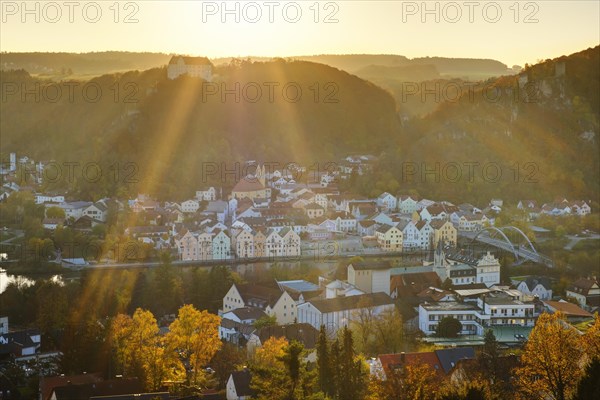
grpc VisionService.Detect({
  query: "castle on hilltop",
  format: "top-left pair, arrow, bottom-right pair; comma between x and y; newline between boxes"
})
167,55 -> 213,81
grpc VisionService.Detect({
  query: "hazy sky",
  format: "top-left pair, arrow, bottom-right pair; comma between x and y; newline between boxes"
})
1,0 -> 599,66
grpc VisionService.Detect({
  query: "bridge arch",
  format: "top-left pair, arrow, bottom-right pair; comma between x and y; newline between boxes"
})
471,226 -> 519,260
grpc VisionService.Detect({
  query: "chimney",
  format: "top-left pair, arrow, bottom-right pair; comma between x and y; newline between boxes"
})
400,352 -> 405,362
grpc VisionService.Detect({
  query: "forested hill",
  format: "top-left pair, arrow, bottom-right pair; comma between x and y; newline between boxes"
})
0,60 -> 401,199
1,52 -> 510,79
381,46 -> 600,203
0,47 -> 598,203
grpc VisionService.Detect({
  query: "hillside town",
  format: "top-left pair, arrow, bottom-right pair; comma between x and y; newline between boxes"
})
1,152 -> 599,399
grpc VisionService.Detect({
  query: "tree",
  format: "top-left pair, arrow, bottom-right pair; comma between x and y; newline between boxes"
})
369,362 -> 439,400
165,304 -> 222,386
110,308 -> 174,391
317,325 -> 333,396
574,357 -> 600,400
254,314 -> 277,329
478,330 -> 500,385
582,313 -> 600,360
209,342 -> 247,389
372,307 -> 404,355
515,312 -> 583,400
436,317 -> 462,338
46,206 -> 66,219
334,327 -> 368,400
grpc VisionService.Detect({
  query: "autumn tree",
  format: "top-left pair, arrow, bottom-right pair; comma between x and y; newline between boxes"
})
165,304 -> 222,386
110,308 -> 174,391
515,312 -> 583,400
369,362 -> 439,400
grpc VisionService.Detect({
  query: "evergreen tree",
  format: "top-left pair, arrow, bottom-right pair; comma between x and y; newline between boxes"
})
316,325 -> 333,396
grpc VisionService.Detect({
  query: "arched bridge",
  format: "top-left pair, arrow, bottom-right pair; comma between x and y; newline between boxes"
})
464,226 -> 554,267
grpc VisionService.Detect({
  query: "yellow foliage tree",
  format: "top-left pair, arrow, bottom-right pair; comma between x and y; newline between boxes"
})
515,312 -> 584,400
582,313 -> 600,361
165,304 -> 222,385
110,308 -> 175,391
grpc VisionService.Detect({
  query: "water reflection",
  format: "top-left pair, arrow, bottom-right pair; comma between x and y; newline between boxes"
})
0,268 -> 63,293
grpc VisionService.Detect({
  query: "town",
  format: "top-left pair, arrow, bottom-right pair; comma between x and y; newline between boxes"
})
1,150 -> 598,399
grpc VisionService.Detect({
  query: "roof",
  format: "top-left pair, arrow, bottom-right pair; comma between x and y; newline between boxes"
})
232,178 -> 266,193
256,323 -> 319,349
229,307 -> 267,321
306,292 -> 394,314
236,283 -> 285,309
543,301 -> 593,318
51,378 -> 143,400
390,272 -> 442,297
568,278 -> 599,296
522,276 -> 553,291
230,370 -> 254,397
434,347 -> 475,374
277,280 -> 321,293
350,261 -> 392,271
40,373 -> 103,400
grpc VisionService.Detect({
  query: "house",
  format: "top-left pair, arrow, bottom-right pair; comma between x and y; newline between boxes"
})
430,220 -> 457,247
0,329 -> 41,358
226,370 -> 254,400
432,243 -> 500,287
390,272 -> 442,299
167,55 -> 213,81
48,378 -> 146,400
196,187 -> 217,201
297,292 -> 396,334
570,200 -> 591,216
398,220 -> 420,251
222,282 -> 297,324
397,195 -> 419,214
566,278 -> 600,309
542,300 -> 593,322
304,203 -> 325,219
175,230 -> 199,261
377,192 -> 397,211
375,348 -> 475,379
517,200 -> 538,210
212,230 -> 231,260
513,276 -> 553,300
375,225 -> 403,252
233,229 -> 255,259
332,212 -> 357,233
415,220 -> 433,250
58,201 -> 93,220
348,261 -> 392,295
357,220 -> 377,236
181,199 -> 200,213
40,373 -> 104,400
231,166 -> 271,201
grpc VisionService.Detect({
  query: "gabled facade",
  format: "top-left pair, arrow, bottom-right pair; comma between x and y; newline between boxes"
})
375,225 -> 403,252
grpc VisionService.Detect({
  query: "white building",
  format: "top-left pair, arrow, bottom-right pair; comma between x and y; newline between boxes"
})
418,288 -> 536,336
181,199 -> 200,213
297,292 -> 395,334
167,55 -> 213,81
347,261 -> 391,295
